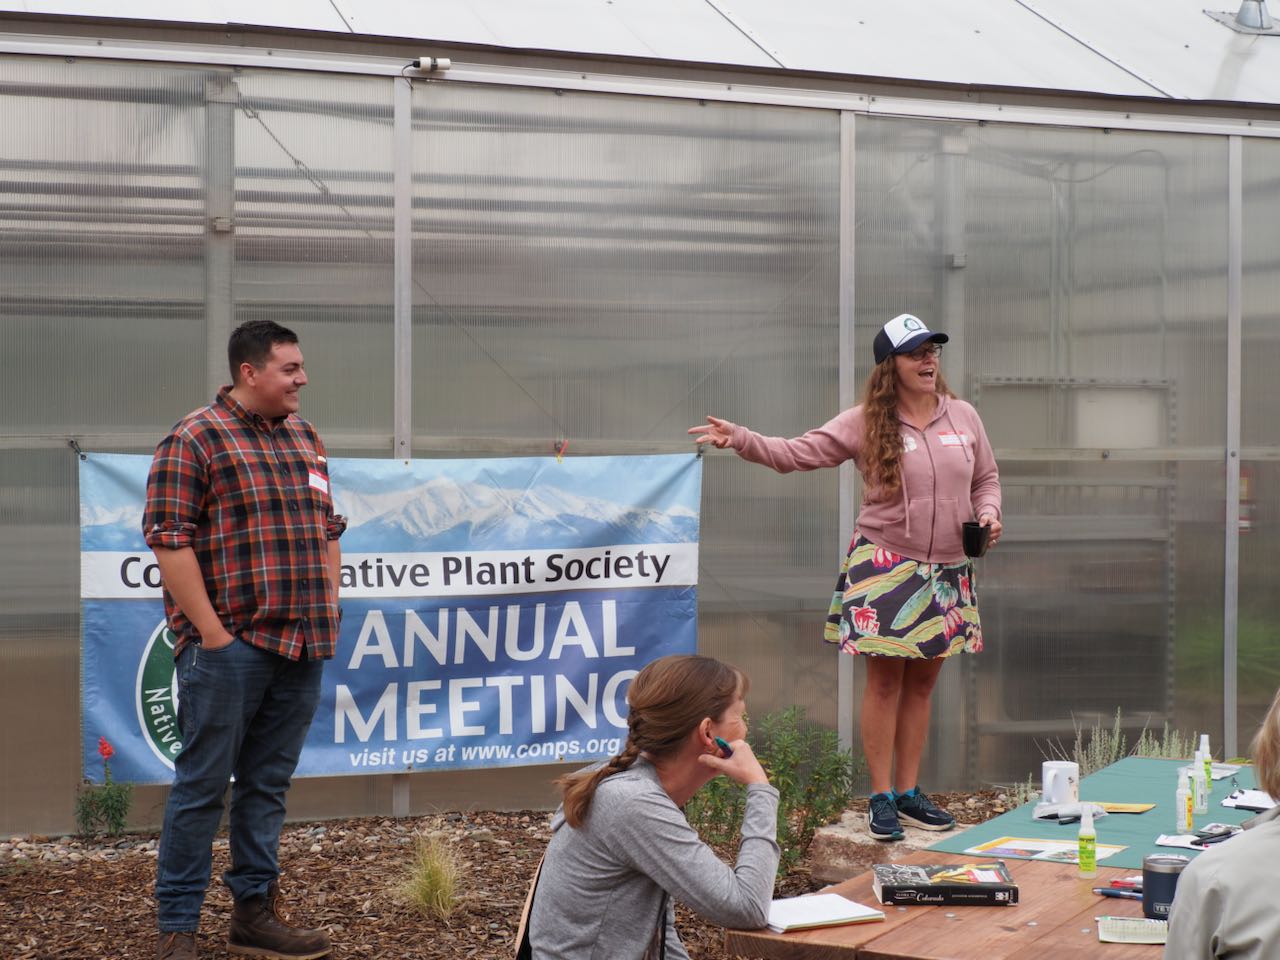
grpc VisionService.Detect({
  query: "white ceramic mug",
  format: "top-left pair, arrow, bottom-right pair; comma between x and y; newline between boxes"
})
1041,760 -> 1080,805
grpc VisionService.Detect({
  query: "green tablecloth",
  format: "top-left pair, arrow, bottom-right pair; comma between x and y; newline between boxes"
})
927,756 -> 1258,870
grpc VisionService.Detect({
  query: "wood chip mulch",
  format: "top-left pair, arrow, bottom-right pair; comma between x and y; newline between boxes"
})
1,791 -> 1008,959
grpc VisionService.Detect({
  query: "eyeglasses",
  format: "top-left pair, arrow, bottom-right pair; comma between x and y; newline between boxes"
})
904,344 -> 943,361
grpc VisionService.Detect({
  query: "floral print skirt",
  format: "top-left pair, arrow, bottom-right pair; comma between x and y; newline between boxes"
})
824,533 -> 984,659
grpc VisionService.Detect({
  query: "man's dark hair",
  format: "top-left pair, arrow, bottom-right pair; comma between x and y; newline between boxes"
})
228,320 -> 299,383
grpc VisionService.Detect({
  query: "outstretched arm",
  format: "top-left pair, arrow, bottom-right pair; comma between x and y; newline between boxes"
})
687,416 -> 736,449
689,410 -> 860,474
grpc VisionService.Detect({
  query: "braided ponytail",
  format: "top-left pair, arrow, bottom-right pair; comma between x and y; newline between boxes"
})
553,654 -> 745,828
558,741 -> 642,828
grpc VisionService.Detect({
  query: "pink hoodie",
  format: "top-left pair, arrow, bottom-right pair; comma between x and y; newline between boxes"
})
729,395 -> 1001,564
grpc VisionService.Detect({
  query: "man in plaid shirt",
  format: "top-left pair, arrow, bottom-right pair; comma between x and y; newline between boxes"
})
144,320 -> 345,960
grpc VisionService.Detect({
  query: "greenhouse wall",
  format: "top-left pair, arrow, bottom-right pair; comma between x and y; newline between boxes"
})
0,44 -> 1271,834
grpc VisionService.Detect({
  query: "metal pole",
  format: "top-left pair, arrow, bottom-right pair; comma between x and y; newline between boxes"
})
204,74 -> 237,394
1224,136 -> 1242,758
837,111 -> 856,756
390,74 -> 414,817
934,129 -> 968,788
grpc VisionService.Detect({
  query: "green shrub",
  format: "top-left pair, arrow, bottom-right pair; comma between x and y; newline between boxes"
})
686,706 -> 862,875
1003,773 -> 1039,810
1132,722 -> 1197,760
75,737 -> 133,837
1019,712 -> 1201,800
1044,709 -> 1127,779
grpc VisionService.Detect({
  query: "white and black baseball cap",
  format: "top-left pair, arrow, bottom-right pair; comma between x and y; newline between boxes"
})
873,313 -> 949,365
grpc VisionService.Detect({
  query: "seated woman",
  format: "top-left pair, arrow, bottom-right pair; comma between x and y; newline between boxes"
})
528,654 -> 779,959
1165,687 -> 1280,959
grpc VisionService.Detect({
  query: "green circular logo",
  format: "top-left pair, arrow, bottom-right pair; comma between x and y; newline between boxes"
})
134,620 -> 182,769
902,316 -> 924,332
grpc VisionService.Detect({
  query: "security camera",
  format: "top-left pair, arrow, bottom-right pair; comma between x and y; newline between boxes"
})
413,56 -> 452,72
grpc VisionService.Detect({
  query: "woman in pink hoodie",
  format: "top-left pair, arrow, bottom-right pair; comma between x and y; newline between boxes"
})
689,314 -> 1002,841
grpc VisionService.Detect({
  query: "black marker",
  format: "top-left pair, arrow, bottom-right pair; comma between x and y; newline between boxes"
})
1193,830 -> 1238,847
714,736 -> 734,758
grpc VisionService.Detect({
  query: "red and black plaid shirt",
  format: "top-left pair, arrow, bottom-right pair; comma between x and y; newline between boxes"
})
143,387 -> 347,660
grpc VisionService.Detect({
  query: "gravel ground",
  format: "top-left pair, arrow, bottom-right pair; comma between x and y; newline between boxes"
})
0,791 -> 1008,959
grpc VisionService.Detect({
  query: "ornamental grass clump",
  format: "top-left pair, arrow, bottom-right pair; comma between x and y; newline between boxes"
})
74,737 -> 134,836
399,831 -> 464,921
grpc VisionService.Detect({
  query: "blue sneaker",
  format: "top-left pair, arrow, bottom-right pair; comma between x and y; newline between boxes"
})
868,792 -> 905,841
895,786 -> 956,831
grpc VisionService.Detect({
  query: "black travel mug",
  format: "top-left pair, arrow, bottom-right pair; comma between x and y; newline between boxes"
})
962,521 -> 990,558
1142,854 -> 1188,919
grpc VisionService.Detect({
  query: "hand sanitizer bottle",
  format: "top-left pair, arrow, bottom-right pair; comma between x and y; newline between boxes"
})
1200,733 -> 1213,789
1077,804 -> 1097,878
1176,769 -> 1194,834
1192,751 -> 1209,814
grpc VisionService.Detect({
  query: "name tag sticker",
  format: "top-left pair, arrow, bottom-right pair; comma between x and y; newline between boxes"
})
938,432 -> 968,447
308,470 -> 329,494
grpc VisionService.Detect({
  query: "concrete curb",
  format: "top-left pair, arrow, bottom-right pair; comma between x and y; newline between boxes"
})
809,810 -> 977,885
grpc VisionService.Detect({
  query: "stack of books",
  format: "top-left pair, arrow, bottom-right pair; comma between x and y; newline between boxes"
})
871,860 -> 1019,906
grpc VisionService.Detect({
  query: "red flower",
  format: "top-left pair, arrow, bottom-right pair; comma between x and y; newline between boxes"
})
959,575 -> 972,605
872,547 -> 902,570
852,605 -> 880,635
942,607 -> 965,639
98,737 -> 115,761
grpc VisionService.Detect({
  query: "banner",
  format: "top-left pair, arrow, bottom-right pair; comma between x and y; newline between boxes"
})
80,453 -> 701,784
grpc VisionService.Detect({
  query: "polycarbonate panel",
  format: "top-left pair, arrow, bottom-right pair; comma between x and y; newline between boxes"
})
230,70 -> 394,445
1239,140 -> 1280,746
856,116 -> 1228,786
410,82 -> 842,726
0,56 -> 208,435
0,450 -> 79,832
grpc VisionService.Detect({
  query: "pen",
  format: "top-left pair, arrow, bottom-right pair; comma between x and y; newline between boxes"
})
1193,831 -> 1237,847
714,736 -> 733,758
1093,888 -> 1143,901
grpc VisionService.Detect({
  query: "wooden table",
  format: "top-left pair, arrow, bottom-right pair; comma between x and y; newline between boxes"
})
725,851 -> 1162,960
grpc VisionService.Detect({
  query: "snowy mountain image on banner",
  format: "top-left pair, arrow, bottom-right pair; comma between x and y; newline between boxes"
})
334,455 -> 701,552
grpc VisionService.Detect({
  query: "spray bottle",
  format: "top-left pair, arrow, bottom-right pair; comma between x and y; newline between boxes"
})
1176,769 -> 1194,834
1200,733 -> 1213,790
1192,751 -> 1209,814
1078,803 -> 1097,879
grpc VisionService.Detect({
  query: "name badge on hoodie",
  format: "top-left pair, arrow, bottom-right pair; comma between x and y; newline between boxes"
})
938,432 -> 968,447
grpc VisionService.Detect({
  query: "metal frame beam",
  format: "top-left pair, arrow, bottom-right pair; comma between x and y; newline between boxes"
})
4,32 -> 1280,139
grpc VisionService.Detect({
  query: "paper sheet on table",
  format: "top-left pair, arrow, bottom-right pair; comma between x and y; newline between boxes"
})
964,835 -> 1125,864
1220,789 -> 1277,811
1179,762 -> 1242,781
766,893 -> 884,933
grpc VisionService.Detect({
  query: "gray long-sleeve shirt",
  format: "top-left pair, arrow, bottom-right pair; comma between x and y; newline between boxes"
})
529,757 -> 780,960
1164,805 -> 1280,959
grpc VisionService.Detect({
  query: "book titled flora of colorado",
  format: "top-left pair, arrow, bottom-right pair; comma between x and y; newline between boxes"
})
871,861 -> 1019,906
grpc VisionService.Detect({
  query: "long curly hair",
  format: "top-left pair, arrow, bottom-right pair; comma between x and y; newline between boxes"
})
556,655 -> 746,828
860,358 -> 955,501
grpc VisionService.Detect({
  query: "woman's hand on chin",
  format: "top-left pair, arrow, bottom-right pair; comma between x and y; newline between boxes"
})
698,740 -> 769,786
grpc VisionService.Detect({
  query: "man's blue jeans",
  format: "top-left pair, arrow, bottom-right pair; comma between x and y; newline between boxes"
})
155,638 -> 323,932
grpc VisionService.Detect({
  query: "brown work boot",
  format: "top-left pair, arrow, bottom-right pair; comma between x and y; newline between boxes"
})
228,881 -> 331,959
157,931 -> 198,960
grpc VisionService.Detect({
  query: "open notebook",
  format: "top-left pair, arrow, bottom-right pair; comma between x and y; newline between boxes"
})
767,893 -> 885,933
